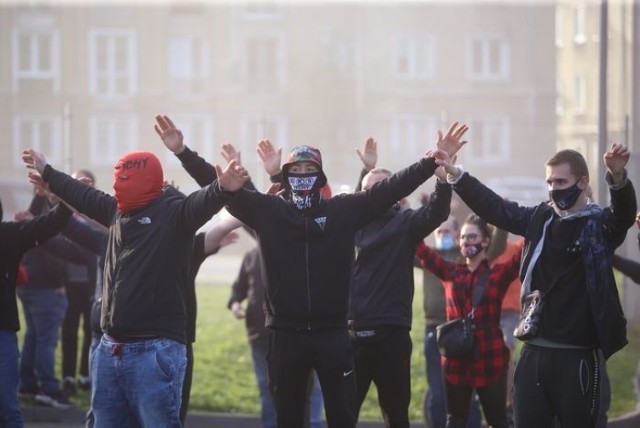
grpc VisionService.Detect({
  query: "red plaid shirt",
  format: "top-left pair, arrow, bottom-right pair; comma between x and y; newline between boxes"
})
416,242 -> 521,387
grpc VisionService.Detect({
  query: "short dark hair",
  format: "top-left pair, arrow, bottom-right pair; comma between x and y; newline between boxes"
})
546,149 -> 589,180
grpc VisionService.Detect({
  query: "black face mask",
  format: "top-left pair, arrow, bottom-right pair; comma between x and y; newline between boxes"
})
549,181 -> 582,210
287,173 -> 322,212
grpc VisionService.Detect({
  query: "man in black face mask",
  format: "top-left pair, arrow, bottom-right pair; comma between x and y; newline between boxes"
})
436,144 -> 636,428
159,116 -> 469,428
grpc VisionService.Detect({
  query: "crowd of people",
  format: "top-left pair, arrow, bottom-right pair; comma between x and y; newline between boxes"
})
0,114 -> 637,428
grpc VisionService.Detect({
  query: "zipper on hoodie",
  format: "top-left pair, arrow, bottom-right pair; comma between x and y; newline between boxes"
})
305,216 -> 311,330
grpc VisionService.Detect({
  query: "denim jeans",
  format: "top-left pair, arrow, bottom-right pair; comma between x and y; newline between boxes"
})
91,335 -> 186,428
17,287 -> 68,394
423,326 -> 481,428
0,331 -> 23,428
252,337 -> 326,428
85,331 -> 102,428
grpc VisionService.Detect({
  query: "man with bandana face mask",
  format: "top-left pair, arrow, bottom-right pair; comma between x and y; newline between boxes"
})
438,144 -> 637,428
22,145 -> 248,428
160,116 -> 468,428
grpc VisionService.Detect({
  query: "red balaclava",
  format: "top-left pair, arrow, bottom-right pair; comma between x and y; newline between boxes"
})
113,151 -> 164,214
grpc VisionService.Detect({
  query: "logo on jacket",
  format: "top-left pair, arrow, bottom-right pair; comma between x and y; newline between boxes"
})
314,216 -> 327,231
137,217 -> 152,225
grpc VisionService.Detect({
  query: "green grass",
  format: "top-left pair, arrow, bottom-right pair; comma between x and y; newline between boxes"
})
17,276 -> 640,422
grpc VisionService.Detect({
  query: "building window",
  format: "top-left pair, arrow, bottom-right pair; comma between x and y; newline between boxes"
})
463,118 -> 510,164
574,75 -> 587,113
244,32 -> 287,91
391,34 -> 435,80
89,116 -> 137,165
88,29 -> 137,98
168,36 -> 209,96
466,34 -> 510,81
11,25 -> 60,92
389,114 -> 438,157
240,114 -> 288,168
162,114 -> 213,164
244,1 -> 282,20
573,4 -> 587,45
12,115 -> 63,167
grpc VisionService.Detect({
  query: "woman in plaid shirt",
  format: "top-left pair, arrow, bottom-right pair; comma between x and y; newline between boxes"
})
416,214 -> 521,428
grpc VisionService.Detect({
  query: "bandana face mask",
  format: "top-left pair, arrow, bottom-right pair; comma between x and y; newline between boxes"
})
287,172 -> 322,212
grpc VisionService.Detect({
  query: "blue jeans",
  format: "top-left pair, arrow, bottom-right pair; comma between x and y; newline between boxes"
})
17,287 -> 68,394
423,326 -> 481,428
251,339 -> 325,428
0,331 -> 23,428
85,332 -> 102,428
91,336 -> 186,428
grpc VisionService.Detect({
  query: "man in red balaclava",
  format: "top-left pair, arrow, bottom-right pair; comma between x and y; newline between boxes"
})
22,146 -> 248,428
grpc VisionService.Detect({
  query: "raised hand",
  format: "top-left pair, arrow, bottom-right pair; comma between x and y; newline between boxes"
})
27,171 -> 51,194
22,149 -> 48,174
215,159 -> 250,192
603,143 -> 629,178
435,122 -> 468,158
428,149 -> 460,178
257,139 -> 282,176
221,143 -> 241,165
265,182 -> 285,197
154,115 -> 185,154
356,137 -> 377,171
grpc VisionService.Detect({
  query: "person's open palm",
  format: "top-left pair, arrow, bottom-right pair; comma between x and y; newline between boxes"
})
435,122 -> 469,158
216,160 -> 249,192
356,137 -> 377,171
257,139 -> 282,176
154,115 -> 184,154
221,143 -> 241,165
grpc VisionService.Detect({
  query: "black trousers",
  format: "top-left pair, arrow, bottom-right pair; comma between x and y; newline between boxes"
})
61,282 -> 92,379
352,326 -> 412,428
445,370 -> 508,428
513,344 -> 602,428
268,328 -> 357,428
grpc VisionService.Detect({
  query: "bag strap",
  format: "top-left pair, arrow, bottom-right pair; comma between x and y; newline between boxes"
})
468,267 -> 491,318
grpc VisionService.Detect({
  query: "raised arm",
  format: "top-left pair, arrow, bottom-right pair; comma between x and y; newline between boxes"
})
602,144 -> 637,245
202,217 -> 243,256
155,114 -> 217,187
415,241 -> 455,281
354,137 -> 377,192
15,201 -> 73,255
408,169 -> 452,242
351,122 -> 467,228
23,149 -> 116,226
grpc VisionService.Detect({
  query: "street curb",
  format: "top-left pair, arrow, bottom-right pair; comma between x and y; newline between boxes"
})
22,406 -> 424,427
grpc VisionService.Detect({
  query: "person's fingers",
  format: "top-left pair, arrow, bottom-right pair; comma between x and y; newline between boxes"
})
164,115 -> 176,129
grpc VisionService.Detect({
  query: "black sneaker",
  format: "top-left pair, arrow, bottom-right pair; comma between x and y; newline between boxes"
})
63,377 -> 77,397
35,391 -> 72,409
18,386 -> 38,399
